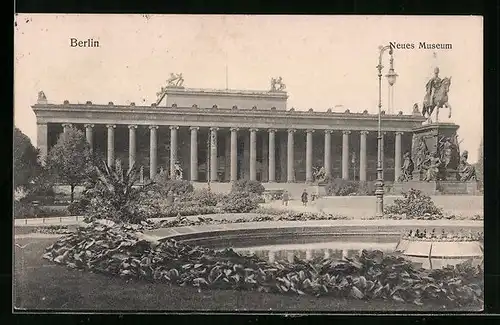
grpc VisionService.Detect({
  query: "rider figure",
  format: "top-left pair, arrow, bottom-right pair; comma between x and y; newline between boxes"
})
426,67 -> 442,103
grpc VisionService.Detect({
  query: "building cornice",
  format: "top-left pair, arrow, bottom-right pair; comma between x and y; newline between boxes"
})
32,103 -> 426,132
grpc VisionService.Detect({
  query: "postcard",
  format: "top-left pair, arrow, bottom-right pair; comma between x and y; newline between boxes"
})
14,14 -> 483,312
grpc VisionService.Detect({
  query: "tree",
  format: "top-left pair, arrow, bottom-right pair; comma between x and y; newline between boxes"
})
46,127 -> 94,202
13,127 -> 41,189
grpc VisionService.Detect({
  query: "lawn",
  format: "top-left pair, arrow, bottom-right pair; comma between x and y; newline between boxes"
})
13,236 -> 481,312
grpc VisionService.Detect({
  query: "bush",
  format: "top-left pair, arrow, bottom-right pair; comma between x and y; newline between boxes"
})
325,178 -> 358,196
154,175 -> 194,197
67,198 -> 90,216
159,204 -> 218,218
357,181 -> 375,196
181,189 -> 223,206
13,200 -> 40,218
384,188 -> 443,217
231,180 -> 265,195
220,191 -> 260,213
36,207 -> 70,218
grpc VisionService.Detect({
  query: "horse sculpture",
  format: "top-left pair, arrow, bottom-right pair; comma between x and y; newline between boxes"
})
422,76 -> 452,123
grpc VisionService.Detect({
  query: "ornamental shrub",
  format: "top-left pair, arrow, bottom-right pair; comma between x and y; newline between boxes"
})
357,181 -> 375,196
181,188 -> 223,206
221,191 -> 260,213
154,174 -> 194,197
384,188 -> 443,217
231,180 -> 265,195
13,199 -> 40,218
325,178 -> 359,196
85,160 -> 155,224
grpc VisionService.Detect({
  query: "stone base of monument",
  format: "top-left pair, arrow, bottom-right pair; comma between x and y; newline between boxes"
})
395,238 -> 483,270
393,180 -> 479,195
393,181 -> 439,195
308,183 -> 328,199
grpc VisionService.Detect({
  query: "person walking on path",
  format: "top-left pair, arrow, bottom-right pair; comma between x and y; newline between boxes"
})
301,189 -> 309,206
282,191 -> 289,206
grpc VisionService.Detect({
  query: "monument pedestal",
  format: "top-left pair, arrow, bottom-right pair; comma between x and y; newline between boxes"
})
309,182 -> 328,199
411,123 -> 460,181
393,181 -> 439,195
393,180 -> 479,195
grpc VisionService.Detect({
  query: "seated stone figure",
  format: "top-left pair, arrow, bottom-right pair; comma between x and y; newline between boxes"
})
458,150 -> 476,181
423,152 -> 442,182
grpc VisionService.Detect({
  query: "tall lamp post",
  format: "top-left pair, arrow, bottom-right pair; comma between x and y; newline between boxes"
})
375,45 -> 398,216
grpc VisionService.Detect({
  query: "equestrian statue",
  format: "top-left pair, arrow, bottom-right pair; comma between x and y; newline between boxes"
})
422,67 -> 452,123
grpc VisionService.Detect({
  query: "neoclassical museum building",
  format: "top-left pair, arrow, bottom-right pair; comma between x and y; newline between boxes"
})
33,81 -> 426,184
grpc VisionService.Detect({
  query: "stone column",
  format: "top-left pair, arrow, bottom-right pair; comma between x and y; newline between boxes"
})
268,129 -> 276,182
306,129 -> 314,183
36,123 -> 48,165
324,130 -> 332,178
149,125 -> 158,179
287,129 -> 295,182
84,124 -> 94,151
210,127 -> 218,182
230,127 -> 238,182
262,134 -> 269,182
224,133 -> 231,181
128,125 -> 137,170
106,124 -> 116,167
189,127 -> 199,181
170,126 -> 179,177
342,130 -> 351,180
249,128 -> 258,181
395,132 -> 403,181
359,131 -> 368,182
62,123 -> 72,133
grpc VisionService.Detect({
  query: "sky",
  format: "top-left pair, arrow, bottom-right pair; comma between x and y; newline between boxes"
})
14,14 -> 483,162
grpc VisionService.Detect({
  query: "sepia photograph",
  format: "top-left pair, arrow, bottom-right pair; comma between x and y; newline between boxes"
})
13,14 -> 484,312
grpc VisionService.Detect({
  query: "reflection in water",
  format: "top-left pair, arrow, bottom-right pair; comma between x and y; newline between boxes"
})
213,235 -> 400,263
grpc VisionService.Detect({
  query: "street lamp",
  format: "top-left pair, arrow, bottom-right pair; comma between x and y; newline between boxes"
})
376,45 -> 398,217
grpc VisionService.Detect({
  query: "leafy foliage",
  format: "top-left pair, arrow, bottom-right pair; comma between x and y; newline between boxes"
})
85,160 -> 154,224
220,191 -> 260,213
153,172 -> 194,196
357,181 -> 375,196
384,189 -> 443,218
13,200 -> 40,218
23,170 -> 56,204
14,128 -> 41,189
231,180 -> 265,195
44,223 -> 483,308
45,127 -> 94,202
182,189 -> 222,206
325,178 -> 359,196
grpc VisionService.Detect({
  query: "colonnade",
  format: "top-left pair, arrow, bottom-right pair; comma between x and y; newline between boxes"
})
39,123 -> 405,183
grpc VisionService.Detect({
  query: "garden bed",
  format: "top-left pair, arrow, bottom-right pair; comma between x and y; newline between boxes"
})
16,238 -> 465,311
40,221 -> 483,309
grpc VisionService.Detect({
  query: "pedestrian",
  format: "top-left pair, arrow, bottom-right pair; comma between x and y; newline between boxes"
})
282,191 -> 289,206
301,189 -> 308,206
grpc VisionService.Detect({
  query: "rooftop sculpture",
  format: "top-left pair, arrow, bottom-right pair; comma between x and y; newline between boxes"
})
270,76 -> 286,92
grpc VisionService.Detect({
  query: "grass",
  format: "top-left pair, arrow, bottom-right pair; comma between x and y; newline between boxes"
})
13,235 -> 482,312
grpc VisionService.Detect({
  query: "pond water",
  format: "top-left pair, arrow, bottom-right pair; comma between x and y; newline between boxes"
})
192,233 -> 483,268
203,234 -> 401,263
